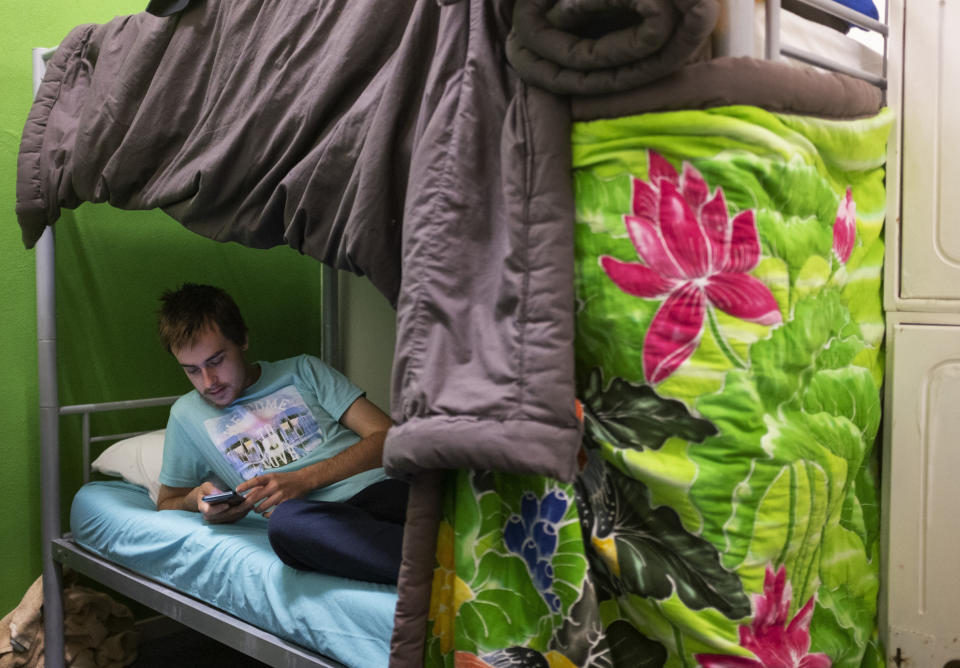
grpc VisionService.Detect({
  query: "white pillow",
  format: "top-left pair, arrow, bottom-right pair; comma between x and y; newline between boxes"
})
91,430 -> 165,505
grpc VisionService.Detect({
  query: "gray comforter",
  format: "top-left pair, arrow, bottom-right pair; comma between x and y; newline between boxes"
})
17,2 -> 591,665
18,0 -> 737,496
16,0 -> 585,486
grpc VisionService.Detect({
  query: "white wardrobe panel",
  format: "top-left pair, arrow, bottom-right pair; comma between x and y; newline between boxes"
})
884,319 -> 960,664
899,0 -> 960,300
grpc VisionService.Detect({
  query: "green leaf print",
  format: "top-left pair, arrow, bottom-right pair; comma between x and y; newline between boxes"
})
722,409 -> 865,579
446,470 -> 591,655
576,453 -> 750,620
579,368 -> 718,452
607,620 -> 668,667
748,290 -> 861,413
455,587 -> 544,652
803,365 -> 881,442
849,458 -> 881,553
810,585 -> 884,668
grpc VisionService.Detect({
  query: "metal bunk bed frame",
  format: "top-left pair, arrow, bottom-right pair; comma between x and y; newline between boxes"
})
32,47 -> 345,668
32,1 -> 890,664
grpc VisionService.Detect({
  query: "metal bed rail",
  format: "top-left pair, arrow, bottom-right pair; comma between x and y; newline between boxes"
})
52,539 -> 345,668
765,0 -> 888,89
718,0 -> 889,90
59,395 -> 180,484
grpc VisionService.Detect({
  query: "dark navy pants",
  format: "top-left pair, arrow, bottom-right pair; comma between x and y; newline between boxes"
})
267,479 -> 409,584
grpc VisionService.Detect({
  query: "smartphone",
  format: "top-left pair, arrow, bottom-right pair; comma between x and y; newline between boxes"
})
201,490 -> 245,506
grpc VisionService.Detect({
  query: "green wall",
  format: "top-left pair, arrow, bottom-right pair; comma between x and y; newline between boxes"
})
0,2 -> 397,612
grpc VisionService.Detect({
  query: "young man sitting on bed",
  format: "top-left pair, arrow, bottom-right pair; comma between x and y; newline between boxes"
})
154,282 -> 407,585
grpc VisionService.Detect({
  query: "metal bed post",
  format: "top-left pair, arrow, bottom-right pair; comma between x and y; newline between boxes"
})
36,224 -> 65,668
765,0 -> 782,60
33,45 -> 66,668
321,264 -> 341,371
718,0 -> 756,57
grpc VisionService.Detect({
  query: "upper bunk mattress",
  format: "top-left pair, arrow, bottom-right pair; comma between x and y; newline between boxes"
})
70,480 -> 397,668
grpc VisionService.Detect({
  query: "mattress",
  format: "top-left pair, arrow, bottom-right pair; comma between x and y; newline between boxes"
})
70,481 -> 397,668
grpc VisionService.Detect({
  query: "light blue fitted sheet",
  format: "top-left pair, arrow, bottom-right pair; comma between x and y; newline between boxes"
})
70,481 -> 397,668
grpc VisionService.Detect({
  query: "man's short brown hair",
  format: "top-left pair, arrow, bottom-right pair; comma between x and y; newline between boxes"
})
157,283 -> 248,353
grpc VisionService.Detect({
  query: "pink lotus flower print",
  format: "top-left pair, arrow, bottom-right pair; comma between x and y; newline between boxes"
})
600,152 -> 782,384
695,565 -> 831,668
832,187 -> 856,263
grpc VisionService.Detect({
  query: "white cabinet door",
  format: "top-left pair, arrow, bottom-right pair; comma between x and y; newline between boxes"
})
899,0 -> 960,301
883,316 -> 960,664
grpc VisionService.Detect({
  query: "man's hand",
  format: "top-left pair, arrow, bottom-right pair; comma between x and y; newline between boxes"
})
236,469 -> 313,518
196,481 -> 254,524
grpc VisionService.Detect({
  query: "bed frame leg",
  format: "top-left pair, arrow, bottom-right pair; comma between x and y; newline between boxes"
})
37,226 -> 66,668
31,48 -> 67,668
42,558 -> 66,668
321,264 -> 340,371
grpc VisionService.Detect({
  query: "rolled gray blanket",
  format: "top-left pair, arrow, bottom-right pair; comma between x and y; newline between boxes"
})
570,56 -> 884,121
506,0 -> 720,95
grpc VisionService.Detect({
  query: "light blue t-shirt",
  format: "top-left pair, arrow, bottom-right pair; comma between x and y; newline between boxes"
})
159,354 -> 388,503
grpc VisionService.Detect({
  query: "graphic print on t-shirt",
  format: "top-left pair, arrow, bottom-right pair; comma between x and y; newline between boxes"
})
203,385 -> 323,480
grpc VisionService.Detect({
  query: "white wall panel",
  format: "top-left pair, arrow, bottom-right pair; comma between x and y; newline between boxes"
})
884,318 -> 960,664
900,0 -> 960,300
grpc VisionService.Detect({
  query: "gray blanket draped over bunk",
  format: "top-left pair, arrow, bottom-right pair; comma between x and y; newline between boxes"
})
15,0 -> 887,665
16,0 -> 737,496
17,0 -> 590,485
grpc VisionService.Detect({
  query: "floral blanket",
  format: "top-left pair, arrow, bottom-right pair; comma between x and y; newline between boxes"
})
424,106 -> 892,667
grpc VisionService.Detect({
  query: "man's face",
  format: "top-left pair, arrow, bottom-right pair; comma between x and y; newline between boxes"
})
172,324 -> 252,408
